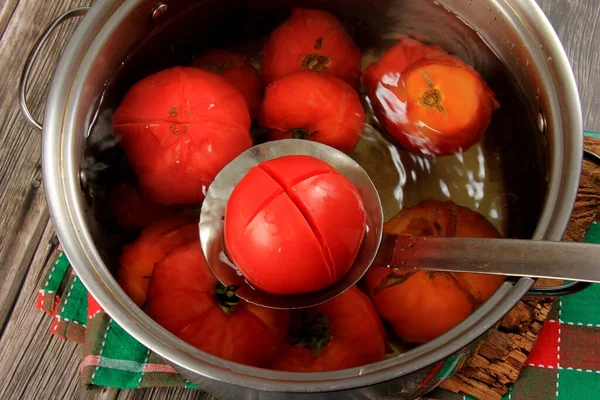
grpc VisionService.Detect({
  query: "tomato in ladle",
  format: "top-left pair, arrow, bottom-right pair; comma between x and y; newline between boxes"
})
224,155 -> 366,295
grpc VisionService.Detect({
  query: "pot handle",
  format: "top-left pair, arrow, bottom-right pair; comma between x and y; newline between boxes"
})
524,149 -> 600,297
19,6 -> 90,132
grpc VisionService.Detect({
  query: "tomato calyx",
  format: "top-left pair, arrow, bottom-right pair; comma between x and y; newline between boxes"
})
213,283 -> 241,315
286,128 -> 318,140
314,37 -> 324,50
416,69 -> 447,119
289,313 -> 332,357
301,53 -> 330,72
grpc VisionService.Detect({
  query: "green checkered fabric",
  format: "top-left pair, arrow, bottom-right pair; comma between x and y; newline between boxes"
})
37,261 -> 198,390
35,134 -> 600,397
36,224 -> 600,397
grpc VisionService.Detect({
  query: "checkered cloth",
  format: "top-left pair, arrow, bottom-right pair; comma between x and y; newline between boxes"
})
35,131 -> 600,397
423,223 -> 600,400
36,252 -> 198,389
35,223 -> 600,397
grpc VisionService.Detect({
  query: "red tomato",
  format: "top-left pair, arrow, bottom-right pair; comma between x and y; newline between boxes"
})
262,8 -> 361,87
224,155 -> 366,295
364,200 -> 506,343
269,287 -> 387,372
118,217 -> 198,306
109,183 -> 174,229
259,71 -> 366,154
146,242 -> 290,367
364,40 -> 499,156
362,36 -> 448,91
112,67 -> 252,205
192,49 -> 263,118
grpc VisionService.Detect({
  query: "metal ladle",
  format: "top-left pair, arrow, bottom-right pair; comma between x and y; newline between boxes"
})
199,139 -> 600,310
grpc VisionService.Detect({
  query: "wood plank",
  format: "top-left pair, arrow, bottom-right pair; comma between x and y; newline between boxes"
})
563,137 -> 600,242
117,387 -> 215,400
0,0 -> 95,333
0,221 -> 114,400
0,1 -> 596,400
0,0 -> 19,40
439,136 -> 600,399
536,0 -> 600,132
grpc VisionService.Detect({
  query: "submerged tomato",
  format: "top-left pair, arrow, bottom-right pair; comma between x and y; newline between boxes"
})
362,36 -> 448,91
269,287 -> 387,372
192,49 -> 263,118
109,183 -> 174,229
262,8 -> 361,86
118,217 -> 198,306
112,67 -> 252,205
224,155 -> 366,295
364,40 -> 499,156
146,242 -> 290,367
365,200 -> 506,343
259,71 -> 366,153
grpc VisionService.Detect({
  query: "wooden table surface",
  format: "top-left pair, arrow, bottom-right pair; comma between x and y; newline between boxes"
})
0,1 -> 598,399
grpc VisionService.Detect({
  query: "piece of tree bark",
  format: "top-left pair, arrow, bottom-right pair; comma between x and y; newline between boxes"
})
439,137 -> 600,400
563,137 -> 600,242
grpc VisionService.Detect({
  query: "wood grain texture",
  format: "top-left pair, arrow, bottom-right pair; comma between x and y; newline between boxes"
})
439,140 -> 600,400
0,0 -> 20,39
563,137 -> 600,241
0,221 -> 110,400
117,388 -> 216,400
0,1 -> 596,400
536,0 -> 600,132
440,296 -> 556,400
0,0 -> 94,333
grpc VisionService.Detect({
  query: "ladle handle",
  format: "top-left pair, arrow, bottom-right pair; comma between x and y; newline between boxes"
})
374,234 -> 600,285
372,148 -> 600,298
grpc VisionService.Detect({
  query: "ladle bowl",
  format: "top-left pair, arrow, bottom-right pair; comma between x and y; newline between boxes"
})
199,139 -> 383,309
29,0 -> 591,397
201,139 -> 600,310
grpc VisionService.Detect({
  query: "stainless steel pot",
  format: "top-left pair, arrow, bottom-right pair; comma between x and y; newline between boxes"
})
20,0 -> 585,398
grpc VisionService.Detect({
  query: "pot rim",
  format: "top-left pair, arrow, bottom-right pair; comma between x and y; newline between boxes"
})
42,0 -> 582,392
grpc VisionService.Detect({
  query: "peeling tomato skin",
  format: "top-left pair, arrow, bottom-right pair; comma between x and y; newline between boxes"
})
224,156 -> 366,295
192,49 -> 264,119
146,242 -> 290,367
112,67 -> 252,205
365,200 -> 505,343
364,39 -> 499,156
378,58 -> 498,156
362,36 -> 448,91
117,217 -> 198,307
269,287 -> 387,372
261,8 -> 361,87
365,267 -> 475,344
259,71 -> 366,154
